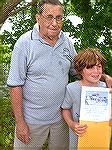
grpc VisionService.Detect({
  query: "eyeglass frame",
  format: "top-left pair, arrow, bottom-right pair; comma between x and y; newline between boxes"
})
40,14 -> 63,23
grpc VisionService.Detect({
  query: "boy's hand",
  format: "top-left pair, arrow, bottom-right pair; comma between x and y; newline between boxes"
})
73,122 -> 88,136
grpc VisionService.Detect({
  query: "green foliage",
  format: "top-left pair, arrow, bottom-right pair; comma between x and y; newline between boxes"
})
2,6 -> 36,50
0,38 -> 15,150
63,0 -> 112,76
1,96 -> 15,150
1,44 -> 12,84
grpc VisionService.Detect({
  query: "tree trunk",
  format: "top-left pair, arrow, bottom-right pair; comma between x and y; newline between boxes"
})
0,0 -> 22,28
0,0 -> 38,30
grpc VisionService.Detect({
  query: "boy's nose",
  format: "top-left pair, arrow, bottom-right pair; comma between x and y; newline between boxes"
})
94,66 -> 99,72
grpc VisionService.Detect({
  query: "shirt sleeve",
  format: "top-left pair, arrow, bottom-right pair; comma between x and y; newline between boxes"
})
7,36 -> 28,86
69,40 -> 77,76
61,85 -> 73,109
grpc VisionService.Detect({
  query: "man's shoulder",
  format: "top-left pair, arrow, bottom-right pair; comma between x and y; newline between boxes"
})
19,30 -> 32,41
62,32 -> 72,42
14,30 -> 33,47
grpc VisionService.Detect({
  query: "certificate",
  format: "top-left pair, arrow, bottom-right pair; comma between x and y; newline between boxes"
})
80,86 -> 111,122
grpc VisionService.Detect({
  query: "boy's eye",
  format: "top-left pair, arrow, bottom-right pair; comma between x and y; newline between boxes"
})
86,65 -> 94,69
97,64 -> 102,68
98,65 -> 102,68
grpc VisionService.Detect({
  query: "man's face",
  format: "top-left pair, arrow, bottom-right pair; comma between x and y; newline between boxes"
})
36,4 -> 63,41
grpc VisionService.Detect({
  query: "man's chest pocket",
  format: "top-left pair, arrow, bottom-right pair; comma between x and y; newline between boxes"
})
54,51 -> 71,75
60,58 -> 71,75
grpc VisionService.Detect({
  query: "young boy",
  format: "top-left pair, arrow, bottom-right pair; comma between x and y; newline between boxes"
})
61,48 -> 111,150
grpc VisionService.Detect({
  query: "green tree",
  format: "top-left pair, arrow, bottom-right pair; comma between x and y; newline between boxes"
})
63,0 -> 112,75
0,41 -> 15,150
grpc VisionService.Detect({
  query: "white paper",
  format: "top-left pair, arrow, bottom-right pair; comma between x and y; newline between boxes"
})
80,86 -> 111,122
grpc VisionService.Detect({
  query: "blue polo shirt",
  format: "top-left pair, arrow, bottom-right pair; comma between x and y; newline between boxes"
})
7,25 -> 77,124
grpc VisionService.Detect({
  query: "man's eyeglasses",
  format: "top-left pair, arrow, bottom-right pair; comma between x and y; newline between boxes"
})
41,14 -> 63,23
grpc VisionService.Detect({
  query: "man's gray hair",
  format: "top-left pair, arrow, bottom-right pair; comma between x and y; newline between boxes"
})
38,0 -> 63,14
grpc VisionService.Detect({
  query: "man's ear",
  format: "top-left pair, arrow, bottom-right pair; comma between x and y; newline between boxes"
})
35,14 -> 40,23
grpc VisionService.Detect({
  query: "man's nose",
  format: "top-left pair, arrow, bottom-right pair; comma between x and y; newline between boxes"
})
52,18 -> 58,26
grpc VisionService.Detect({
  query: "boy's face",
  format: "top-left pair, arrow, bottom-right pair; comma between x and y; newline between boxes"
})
81,63 -> 103,86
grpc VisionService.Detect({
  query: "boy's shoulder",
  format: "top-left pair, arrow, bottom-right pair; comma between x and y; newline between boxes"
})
98,81 -> 107,87
67,80 -> 80,89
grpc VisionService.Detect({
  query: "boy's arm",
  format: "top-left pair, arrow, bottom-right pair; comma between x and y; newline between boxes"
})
62,109 -> 75,129
62,109 -> 87,136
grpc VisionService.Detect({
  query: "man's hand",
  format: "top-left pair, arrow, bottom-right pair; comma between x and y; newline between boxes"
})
110,88 -> 112,94
109,118 -> 112,126
105,75 -> 112,88
16,121 -> 31,144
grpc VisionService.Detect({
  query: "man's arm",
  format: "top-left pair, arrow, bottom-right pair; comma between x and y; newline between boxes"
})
10,86 -> 24,123
101,74 -> 112,88
9,86 -> 30,144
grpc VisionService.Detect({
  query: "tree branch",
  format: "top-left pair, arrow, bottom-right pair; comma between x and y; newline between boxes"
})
0,0 -> 22,24
0,0 -> 38,27
11,0 -> 37,16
